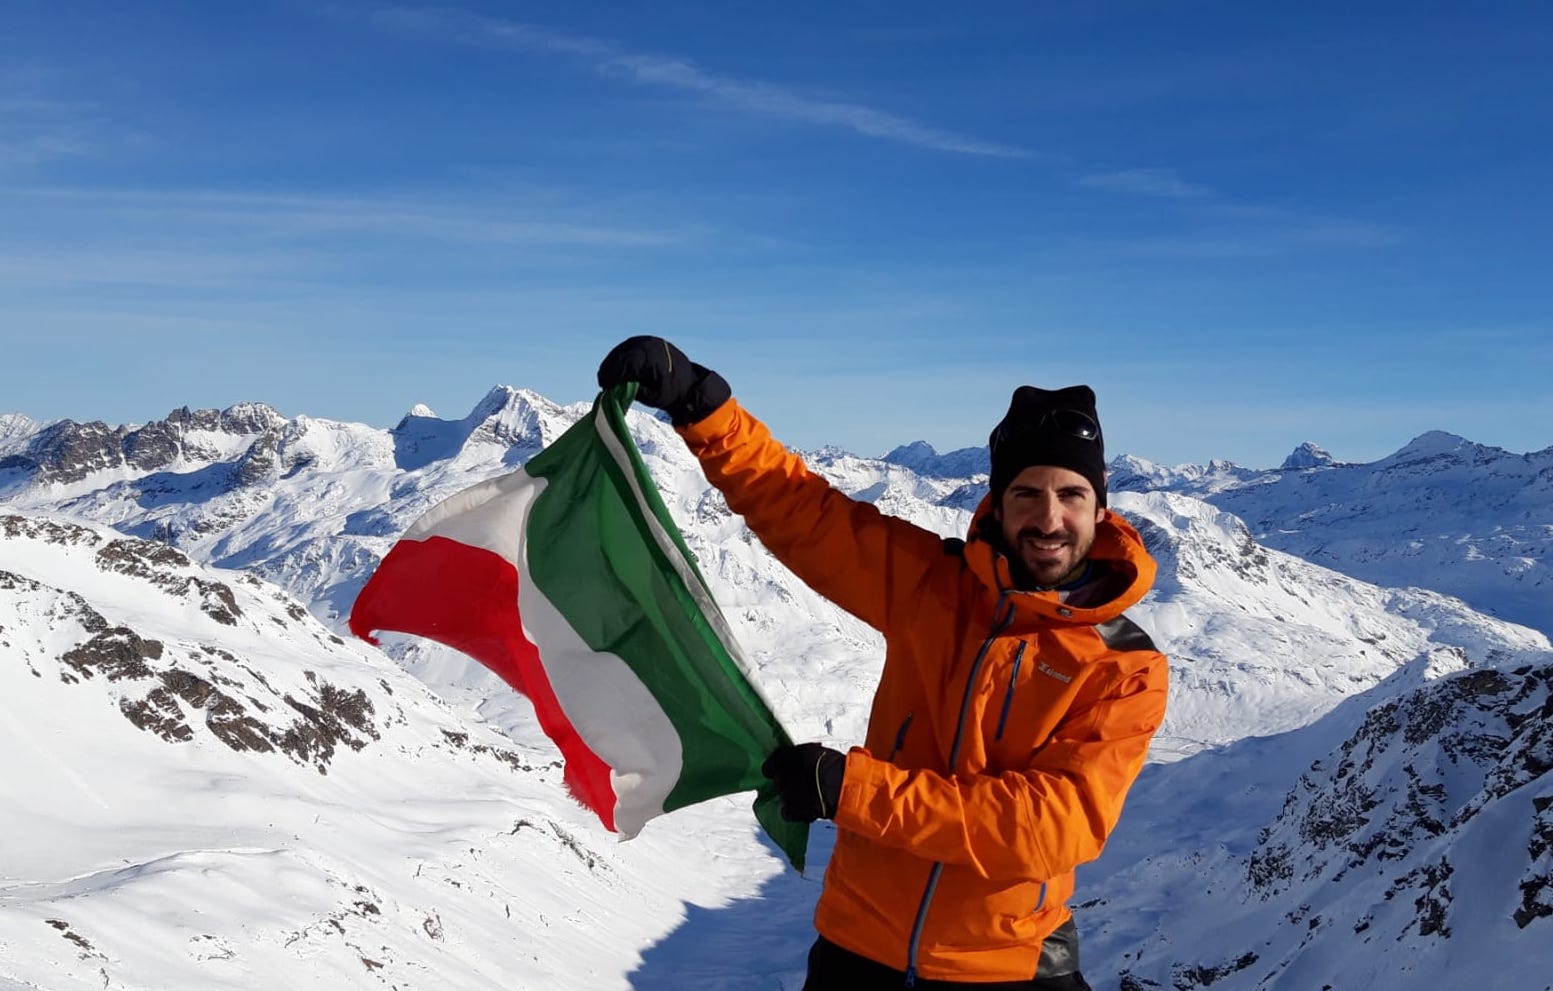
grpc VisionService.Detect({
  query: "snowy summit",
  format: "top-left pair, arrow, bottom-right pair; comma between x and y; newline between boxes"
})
0,385 -> 1549,990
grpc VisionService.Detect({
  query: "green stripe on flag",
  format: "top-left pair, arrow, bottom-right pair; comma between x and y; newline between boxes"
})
523,384 -> 808,870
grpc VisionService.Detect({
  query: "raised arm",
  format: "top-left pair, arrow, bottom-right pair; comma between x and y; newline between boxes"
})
599,336 -> 945,631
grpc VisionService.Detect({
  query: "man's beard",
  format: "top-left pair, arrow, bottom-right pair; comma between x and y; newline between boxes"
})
1008,527 -> 1094,590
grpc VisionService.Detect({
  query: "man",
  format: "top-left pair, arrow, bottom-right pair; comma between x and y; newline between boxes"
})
598,337 -> 1169,990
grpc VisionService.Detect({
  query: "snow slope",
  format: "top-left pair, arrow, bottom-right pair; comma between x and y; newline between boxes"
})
0,514 -> 808,990
1113,433 -> 1553,639
2,389 -> 1550,988
1078,652 -> 1553,991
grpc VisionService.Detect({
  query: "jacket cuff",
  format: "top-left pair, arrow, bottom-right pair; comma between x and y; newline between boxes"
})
833,747 -> 887,838
675,395 -> 740,445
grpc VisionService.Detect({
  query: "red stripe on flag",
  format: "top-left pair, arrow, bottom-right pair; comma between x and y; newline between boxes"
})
349,536 -> 618,830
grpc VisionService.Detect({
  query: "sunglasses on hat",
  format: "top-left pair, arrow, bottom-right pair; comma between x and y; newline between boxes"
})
991,408 -> 1100,451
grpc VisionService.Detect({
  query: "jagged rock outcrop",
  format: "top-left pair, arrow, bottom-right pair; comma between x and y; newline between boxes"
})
1086,649 -> 1553,991
1281,441 -> 1339,470
0,403 -> 288,485
1251,659 -> 1553,940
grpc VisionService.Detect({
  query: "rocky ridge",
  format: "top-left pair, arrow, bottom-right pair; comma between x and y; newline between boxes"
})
1082,652 -> 1553,991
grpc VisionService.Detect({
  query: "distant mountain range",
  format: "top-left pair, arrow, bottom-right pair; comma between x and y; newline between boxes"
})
1111,430 -> 1553,640
1,388 -> 1549,989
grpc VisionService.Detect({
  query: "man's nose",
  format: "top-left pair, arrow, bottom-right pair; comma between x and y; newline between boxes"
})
1034,496 -> 1064,531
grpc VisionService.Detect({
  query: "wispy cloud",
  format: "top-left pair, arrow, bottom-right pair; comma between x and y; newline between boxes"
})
1117,217 -> 1402,259
0,97 -> 101,171
0,133 -> 92,170
1080,167 -> 1212,198
0,185 -> 701,295
0,247 -> 318,290
372,6 -> 1032,159
1074,169 -> 1401,255
8,186 -> 688,248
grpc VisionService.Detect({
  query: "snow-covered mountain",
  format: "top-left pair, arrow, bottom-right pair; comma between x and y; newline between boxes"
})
0,414 -> 40,457
1281,441 -> 1341,470
2,392 -> 1545,756
0,512 -> 814,990
2,388 -> 1550,988
1113,433 -> 1553,640
1116,490 -> 1545,757
880,439 -> 990,480
1079,648 -> 1553,991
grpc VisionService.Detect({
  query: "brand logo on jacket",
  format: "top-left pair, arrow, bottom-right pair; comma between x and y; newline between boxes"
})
1038,662 -> 1073,684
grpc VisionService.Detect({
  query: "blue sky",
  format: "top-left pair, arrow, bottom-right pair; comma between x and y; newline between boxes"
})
2,1 -> 1550,467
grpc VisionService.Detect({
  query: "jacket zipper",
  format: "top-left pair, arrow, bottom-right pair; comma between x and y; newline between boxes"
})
888,712 -> 915,762
904,593 -> 1015,988
993,641 -> 1028,743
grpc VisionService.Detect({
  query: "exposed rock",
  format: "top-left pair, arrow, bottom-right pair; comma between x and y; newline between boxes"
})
1248,659 -> 1553,946
0,420 -> 125,484
0,404 -> 287,485
123,419 -> 185,471
1518,792 -> 1553,928
50,617 -> 379,773
93,538 -> 242,625
61,627 -> 165,683
1,514 -> 104,548
1170,951 -> 1259,989
1281,442 -> 1339,470
276,679 -> 379,774
234,431 -> 280,487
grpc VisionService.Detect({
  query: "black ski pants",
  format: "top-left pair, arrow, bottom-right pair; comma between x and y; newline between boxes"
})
801,936 -> 1094,991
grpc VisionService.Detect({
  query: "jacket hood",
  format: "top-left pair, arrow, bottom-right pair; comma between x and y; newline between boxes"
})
964,493 -> 1157,632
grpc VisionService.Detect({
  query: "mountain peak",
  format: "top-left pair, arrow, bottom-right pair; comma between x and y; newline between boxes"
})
465,386 -> 562,444
218,401 -> 287,434
1281,442 -> 1338,470
884,440 -> 938,462
1389,430 -> 1476,461
0,412 -> 40,452
467,385 -> 555,424
469,385 -> 523,421
157,403 -> 286,436
391,386 -> 566,471
882,440 -> 989,479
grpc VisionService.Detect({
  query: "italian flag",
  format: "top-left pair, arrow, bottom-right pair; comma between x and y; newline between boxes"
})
349,385 -> 807,868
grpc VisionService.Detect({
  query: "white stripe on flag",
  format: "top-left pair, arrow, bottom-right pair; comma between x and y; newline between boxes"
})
592,405 -> 786,720
405,466 -> 683,838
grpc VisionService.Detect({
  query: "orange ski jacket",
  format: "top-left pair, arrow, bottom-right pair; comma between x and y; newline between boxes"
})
680,398 -> 1170,983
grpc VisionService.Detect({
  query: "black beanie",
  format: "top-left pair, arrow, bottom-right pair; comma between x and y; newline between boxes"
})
988,385 -> 1107,507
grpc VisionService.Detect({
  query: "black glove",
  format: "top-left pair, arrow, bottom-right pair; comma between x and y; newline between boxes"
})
762,743 -> 846,823
596,335 -> 731,426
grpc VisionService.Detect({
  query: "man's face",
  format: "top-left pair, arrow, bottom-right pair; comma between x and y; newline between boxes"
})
994,465 -> 1106,588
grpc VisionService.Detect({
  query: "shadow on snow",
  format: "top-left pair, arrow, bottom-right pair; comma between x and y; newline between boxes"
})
628,823 -> 837,991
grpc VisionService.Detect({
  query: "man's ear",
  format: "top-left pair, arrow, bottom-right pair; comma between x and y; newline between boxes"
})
1095,506 -> 1108,524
